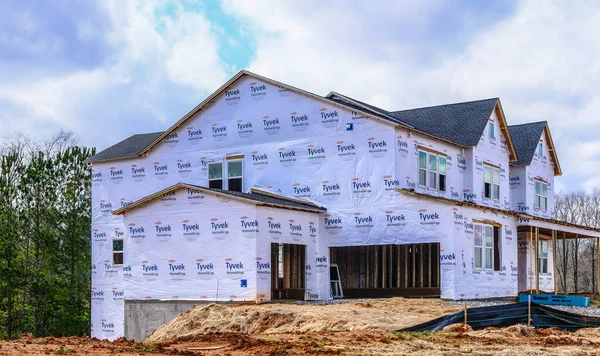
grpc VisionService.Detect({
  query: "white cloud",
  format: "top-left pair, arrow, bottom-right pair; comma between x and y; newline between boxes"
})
222,0 -> 600,191
0,0 -> 230,150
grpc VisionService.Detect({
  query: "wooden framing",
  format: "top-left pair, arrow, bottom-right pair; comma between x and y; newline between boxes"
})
493,100 -> 518,163
271,243 -> 305,300
416,145 -> 447,156
330,243 -> 440,298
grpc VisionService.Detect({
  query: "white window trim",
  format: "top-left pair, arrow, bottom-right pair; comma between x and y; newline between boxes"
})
208,161 -> 224,188
483,164 -> 500,201
417,149 -> 446,192
227,159 -> 244,192
534,180 -> 548,212
538,142 -> 543,157
538,240 -> 549,274
489,122 -> 495,141
474,223 -> 500,271
208,158 -> 244,191
112,238 -> 124,266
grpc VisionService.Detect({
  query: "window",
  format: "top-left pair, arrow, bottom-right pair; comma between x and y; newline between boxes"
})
208,158 -> 244,191
227,160 -> 243,192
489,122 -> 495,140
417,149 -> 446,192
535,180 -> 548,211
484,164 -> 500,201
474,223 -> 501,271
113,239 -> 123,265
538,240 -> 548,274
208,162 -> 223,189
538,142 -> 543,157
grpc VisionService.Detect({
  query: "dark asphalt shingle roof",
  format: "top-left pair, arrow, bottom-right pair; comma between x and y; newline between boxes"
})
327,93 -> 499,147
389,98 -> 499,147
86,131 -> 164,163
508,121 -> 547,166
205,186 -> 327,212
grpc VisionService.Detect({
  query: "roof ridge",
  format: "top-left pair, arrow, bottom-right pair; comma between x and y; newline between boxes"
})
391,97 -> 499,114
508,121 -> 547,128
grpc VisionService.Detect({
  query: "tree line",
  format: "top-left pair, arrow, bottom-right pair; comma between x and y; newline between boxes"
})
0,132 -> 94,339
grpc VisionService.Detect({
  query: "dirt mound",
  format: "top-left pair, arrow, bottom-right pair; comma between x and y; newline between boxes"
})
145,298 -> 459,344
442,323 -> 472,333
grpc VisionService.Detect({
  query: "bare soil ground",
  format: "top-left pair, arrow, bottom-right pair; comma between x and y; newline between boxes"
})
2,298 -> 600,355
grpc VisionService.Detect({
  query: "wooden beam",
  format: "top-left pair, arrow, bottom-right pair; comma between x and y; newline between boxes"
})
529,226 -> 533,293
535,227 -> 540,294
553,230 -> 557,294
396,245 -> 401,288
597,237 -> 600,295
563,231 -> 567,294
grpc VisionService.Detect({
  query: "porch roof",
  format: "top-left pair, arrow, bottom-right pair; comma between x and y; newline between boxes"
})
396,188 -> 600,239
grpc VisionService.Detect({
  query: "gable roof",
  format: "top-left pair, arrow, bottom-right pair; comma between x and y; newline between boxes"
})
136,70 -> 412,158
390,98 -> 499,147
86,131 -> 164,163
508,121 -> 562,176
112,183 -> 327,215
326,93 -> 517,162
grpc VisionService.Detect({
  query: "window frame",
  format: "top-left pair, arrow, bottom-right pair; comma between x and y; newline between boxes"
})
489,122 -> 495,140
538,240 -> 549,274
227,159 -> 244,192
483,164 -> 500,201
474,223 -> 501,271
417,149 -> 446,192
538,142 -> 543,157
534,180 -> 548,211
208,161 -> 224,189
112,238 -> 124,266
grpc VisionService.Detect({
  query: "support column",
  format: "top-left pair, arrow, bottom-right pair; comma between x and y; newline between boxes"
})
535,227 -> 539,294
529,226 -> 533,293
597,237 -> 600,295
563,231 -> 567,294
575,235 -> 579,295
553,230 -> 557,294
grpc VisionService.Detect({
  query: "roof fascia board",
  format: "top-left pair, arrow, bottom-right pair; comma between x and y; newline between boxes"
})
494,100 -> 518,163
543,124 -> 562,176
325,91 -> 414,127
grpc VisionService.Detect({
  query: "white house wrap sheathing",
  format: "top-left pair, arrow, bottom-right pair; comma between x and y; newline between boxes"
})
91,73 -> 563,340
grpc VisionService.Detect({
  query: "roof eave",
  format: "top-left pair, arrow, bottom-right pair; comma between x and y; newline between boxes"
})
494,99 -> 518,163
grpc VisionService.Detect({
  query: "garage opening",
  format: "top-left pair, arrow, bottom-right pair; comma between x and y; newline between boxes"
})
330,243 -> 440,298
271,243 -> 306,300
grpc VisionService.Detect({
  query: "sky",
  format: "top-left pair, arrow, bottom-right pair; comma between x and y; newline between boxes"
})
1,0 -> 599,192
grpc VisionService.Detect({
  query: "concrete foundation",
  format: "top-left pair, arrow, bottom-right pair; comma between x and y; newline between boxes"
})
125,300 -> 202,341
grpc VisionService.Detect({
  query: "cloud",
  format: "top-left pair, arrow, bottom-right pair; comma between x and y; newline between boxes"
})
1,0 -> 599,192
0,0 -> 228,150
222,0 -> 600,192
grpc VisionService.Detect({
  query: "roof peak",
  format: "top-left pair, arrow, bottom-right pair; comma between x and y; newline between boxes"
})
508,121 -> 547,128
391,97 -> 499,114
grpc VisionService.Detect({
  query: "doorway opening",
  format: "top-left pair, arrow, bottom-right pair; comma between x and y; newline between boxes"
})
271,243 -> 306,300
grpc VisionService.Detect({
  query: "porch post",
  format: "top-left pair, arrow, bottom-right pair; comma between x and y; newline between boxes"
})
575,235 -> 579,295
529,226 -> 533,293
563,231 -> 567,294
597,237 -> 600,295
552,230 -> 557,294
535,226 -> 539,294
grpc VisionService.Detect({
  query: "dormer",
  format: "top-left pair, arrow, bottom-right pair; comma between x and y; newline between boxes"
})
508,121 -> 561,218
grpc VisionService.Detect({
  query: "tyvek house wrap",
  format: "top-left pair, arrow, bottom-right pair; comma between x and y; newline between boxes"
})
90,74 -> 519,340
